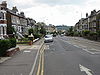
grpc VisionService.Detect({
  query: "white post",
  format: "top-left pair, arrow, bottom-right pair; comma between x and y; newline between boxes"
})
4,12 -> 6,20
1,26 -> 3,35
4,26 -> 6,35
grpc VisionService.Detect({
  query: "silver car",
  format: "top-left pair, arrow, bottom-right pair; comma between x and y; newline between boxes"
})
44,35 -> 53,43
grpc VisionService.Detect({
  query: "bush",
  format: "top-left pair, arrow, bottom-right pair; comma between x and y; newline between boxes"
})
89,32 -> 97,36
34,33 -> 42,39
0,40 -> 10,56
0,38 -> 16,56
82,30 -> 90,36
9,38 -> 16,48
97,30 -> 100,36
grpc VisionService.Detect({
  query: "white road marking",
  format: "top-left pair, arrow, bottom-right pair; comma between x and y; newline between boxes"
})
73,45 -> 81,48
79,64 -> 93,75
60,38 -> 98,55
29,42 -> 44,75
45,45 -> 49,50
82,48 -> 95,54
24,51 -> 31,53
29,45 -> 39,49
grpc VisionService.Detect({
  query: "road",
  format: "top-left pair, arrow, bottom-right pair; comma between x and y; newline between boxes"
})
0,39 -> 44,75
44,36 -> 100,75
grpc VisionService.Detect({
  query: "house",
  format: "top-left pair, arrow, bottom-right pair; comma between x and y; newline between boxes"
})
0,1 -> 29,39
0,1 -> 7,39
96,10 -> 100,32
46,24 -> 56,33
27,18 -> 36,29
88,10 -> 97,32
74,9 -> 100,33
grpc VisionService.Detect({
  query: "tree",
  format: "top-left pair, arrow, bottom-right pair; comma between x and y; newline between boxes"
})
28,28 -> 34,35
67,26 -> 74,36
40,26 -> 46,35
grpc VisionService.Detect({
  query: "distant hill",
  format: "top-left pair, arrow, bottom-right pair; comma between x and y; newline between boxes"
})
56,25 -> 71,31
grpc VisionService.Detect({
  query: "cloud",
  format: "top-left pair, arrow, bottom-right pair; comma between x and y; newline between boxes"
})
0,0 -> 100,26
35,0 -> 87,6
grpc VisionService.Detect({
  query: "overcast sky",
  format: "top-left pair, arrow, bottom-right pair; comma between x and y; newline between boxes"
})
0,0 -> 100,26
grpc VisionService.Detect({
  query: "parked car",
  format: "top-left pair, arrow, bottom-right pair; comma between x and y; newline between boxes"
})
44,35 -> 53,43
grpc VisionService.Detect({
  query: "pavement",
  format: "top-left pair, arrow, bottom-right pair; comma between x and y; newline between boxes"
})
0,38 -> 44,75
0,38 -> 43,64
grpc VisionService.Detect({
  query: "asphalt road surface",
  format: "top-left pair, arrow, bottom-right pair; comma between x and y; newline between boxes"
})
0,39 -> 43,75
44,36 -> 100,75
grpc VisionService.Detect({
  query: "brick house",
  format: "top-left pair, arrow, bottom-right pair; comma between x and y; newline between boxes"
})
0,1 -> 29,39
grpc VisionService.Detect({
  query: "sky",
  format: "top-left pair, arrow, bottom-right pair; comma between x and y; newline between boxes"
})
0,0 -> 100,26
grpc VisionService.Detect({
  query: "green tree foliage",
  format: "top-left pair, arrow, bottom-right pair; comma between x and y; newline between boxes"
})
28,22 -> 46,39
28,28 -> 34,35
40,26 -> 46,35
67,26 -> 74,36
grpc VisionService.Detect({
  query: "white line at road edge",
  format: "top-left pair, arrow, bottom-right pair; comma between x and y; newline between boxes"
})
79,64 -> 93,75
29,42 -> 44,75
60,38 -> 96,54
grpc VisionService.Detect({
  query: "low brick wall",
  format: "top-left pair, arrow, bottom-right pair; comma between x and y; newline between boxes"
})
6,47 -> 20,57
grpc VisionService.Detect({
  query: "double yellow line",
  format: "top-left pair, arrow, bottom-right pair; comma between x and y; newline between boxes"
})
36,44 -> 45,75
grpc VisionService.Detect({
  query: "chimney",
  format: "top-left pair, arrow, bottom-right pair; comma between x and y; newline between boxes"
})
1,1 -> 7,8
86,13 -> 88,17
20,12 -> 25,17
12,6 -> 18,13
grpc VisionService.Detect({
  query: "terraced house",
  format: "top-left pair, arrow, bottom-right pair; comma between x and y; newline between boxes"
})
75,10 -> 100,33
0,1 -> 36,39
0,1 -> 7,39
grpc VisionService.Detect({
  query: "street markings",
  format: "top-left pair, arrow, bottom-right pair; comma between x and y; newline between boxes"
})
79,64 -> 93,75
82,48 -> 95,54
41,49 -> 44,75
29,45 -> 40,49
29,42 -> 44,75
24,50 -> 31,53
44,45 -> 49,50
60,38 -> 100,55
36,44 -> 45,75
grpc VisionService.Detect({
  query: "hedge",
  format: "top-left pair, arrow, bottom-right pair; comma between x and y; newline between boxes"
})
9,38 -> 16,48
0,38 -> 16,56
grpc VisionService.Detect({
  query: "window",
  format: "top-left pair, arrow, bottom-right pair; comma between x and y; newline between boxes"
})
0,12 -> 4,19
2,27 -> 4,35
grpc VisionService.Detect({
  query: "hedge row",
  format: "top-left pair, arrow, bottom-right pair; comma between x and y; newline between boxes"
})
0,38 -> 16,56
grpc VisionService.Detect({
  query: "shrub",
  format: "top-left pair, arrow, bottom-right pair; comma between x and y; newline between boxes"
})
97,30 -> 100,36
89,32 -> 97,36
9,38 -> 16,48
0,40 -> 10,56
34,33 -> 42,39
0,38 -> 16,56
82,30 -> 90,36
